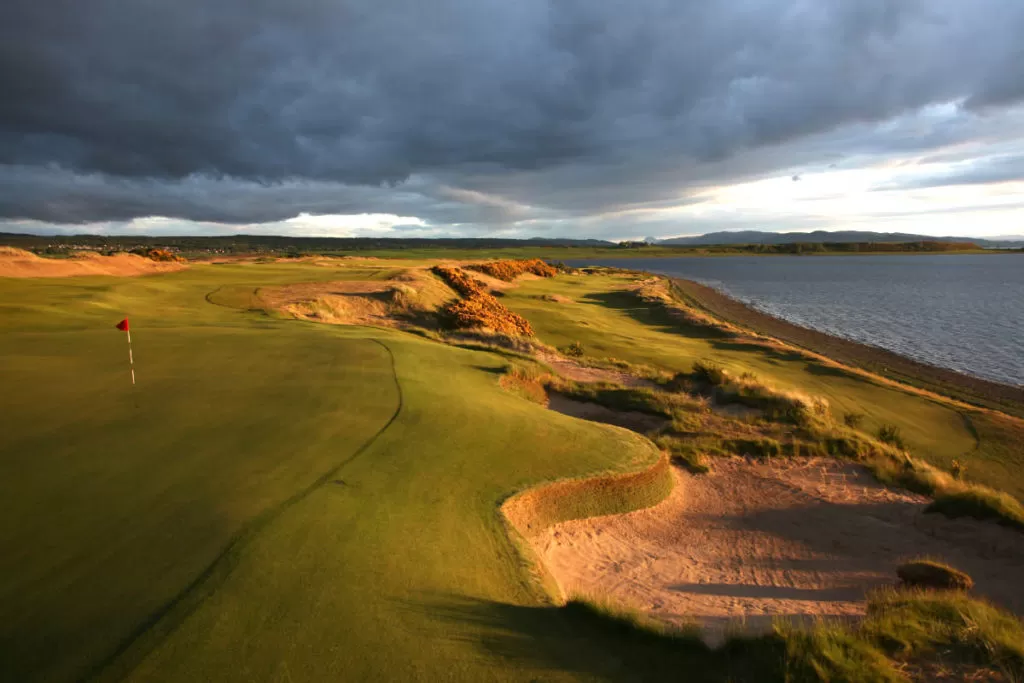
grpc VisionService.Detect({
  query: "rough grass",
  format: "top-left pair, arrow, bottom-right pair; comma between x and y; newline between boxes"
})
927,487 -> 1024,530
535,362 -> 1024,532
568,591 -> 1024,682
501,273 -> 981,474
865,589 -> 1024,679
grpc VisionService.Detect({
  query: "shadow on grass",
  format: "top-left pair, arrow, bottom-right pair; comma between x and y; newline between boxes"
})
710,340 -> 807,364
579,291 -> 729,341
402,593 -> 787,682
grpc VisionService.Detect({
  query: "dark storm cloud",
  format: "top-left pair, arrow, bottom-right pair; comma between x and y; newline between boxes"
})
2,0 -> 1023,223
872,153 -> 1024,191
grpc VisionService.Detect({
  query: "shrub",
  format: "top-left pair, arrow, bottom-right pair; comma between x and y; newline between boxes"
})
431,265 -> 486,296
876,424 -> 905,449
468,259 -> 557,281
844,412 -> 865,429
950,458 -> 967,480
692,360 -> 728,386
897,559 -> 974,591
563,341 -> 585,358
724,438 -> 782,458
441,294 -> 534,336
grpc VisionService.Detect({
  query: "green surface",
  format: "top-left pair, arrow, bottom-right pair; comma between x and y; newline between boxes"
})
3,263 -> 1021,682
0,265 -> 664,682
503,274 -> 984,477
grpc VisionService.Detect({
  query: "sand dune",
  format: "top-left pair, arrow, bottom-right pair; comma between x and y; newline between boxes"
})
0,247 -> 186,278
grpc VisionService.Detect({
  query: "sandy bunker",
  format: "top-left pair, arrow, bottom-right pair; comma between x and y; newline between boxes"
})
529,457 -> 1024,641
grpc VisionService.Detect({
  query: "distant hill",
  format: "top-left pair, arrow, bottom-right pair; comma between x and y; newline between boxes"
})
656,230 -> 1024,249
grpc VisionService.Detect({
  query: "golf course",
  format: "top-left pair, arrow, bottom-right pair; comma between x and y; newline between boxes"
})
2,252 -> 1023,682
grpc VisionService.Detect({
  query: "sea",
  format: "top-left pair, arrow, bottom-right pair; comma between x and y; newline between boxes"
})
566,254 -> 1024,387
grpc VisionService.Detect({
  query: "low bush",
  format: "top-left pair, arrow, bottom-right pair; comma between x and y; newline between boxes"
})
469,258 -> 557,281
877,424 -> 906,449
431,265 -> 485,296
844,412 -> 865,429
724,438 -> 783,458
441,294 -> 534,336
563,341 -> 585,357
692,360 -> 728,386
897,559 -> 974,591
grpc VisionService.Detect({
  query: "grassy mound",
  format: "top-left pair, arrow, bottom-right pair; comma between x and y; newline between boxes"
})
897,559 -> 974,591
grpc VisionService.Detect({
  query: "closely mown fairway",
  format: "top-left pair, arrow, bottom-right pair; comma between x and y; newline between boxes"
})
0,264 -> 669,682
501,273 -> 1023,495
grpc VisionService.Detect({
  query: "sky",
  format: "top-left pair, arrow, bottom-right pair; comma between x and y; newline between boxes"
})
2,0 -> 1023,241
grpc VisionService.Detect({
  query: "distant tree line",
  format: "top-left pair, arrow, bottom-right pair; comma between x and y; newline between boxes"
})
0,232 -> 986,257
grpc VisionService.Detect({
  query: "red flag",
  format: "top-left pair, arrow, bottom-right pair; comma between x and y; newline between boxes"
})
115,318 -> 129,332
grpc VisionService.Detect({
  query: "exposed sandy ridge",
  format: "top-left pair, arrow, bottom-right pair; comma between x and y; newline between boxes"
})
0,247 -> 186,278
529,458 -> 1024,643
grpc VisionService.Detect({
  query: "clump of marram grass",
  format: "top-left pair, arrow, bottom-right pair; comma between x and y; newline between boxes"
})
562,590 -> 1024,681
927,486 -> 1024,530
652,435 -> 712,473
687,361 -> 831,427
897,559 -> 974,591
544,377 -> 707,420
863,588 -> 1024,679
844,412 -> 866,429
876,424 -> 906,449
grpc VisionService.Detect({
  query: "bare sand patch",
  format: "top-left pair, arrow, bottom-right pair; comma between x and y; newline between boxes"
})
0,248 -> 187,278
536,351 -> 652,388
547,393 -> 667,433
529,458 -> 1024,643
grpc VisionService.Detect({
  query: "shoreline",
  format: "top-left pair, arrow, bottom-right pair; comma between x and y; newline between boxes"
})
669,277 -> 1024,418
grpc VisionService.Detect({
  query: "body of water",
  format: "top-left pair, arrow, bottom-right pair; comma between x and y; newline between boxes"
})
568,254 -> 1024,387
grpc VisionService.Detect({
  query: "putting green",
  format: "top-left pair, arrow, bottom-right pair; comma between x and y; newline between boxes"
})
0,265 -> 663,682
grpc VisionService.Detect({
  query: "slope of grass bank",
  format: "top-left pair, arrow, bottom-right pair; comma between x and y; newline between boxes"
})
1,264 -> 669,682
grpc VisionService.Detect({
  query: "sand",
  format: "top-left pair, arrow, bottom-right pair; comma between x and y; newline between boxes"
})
0,248 -> 186,278
529,458 -> 1024,642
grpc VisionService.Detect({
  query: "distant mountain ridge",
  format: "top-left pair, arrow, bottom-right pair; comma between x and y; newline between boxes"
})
656,230 -> 1024,249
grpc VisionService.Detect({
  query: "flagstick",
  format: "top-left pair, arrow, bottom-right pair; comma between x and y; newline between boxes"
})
126,328 -> 135,385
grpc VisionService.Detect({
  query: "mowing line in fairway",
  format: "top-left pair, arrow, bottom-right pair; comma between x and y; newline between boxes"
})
84,336 -> 405,683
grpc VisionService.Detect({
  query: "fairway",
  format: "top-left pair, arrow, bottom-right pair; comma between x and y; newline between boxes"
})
0,264 -> 663,682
